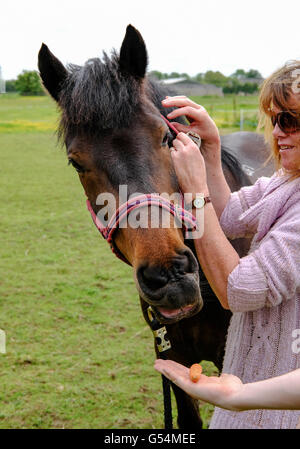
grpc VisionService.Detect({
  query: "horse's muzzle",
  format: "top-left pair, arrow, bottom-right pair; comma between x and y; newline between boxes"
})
135,248 -> 203,323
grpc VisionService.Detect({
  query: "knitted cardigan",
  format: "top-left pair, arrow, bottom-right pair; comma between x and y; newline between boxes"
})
209,170 -> 300,429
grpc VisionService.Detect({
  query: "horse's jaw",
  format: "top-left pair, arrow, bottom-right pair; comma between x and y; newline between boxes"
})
152,300 -> 203,324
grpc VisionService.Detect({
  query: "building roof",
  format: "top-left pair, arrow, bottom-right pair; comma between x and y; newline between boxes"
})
159,77 -> 188,84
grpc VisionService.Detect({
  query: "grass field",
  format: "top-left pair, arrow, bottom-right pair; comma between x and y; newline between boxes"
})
0,93 -> 258,429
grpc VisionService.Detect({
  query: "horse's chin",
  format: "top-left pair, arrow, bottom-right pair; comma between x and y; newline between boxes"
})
151,301 -> 202,324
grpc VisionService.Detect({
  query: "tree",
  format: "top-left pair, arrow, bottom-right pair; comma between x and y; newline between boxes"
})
169,72 -> 181,78
179,72 -> 190,80
231,69 -> 246,79
194,73 -> 204,83
5,80 -> 17,92
242,82 -> 258,94
148,70 -> 164,80
15,70 -> 44,95
203,70 -> 228,87
245,69 -> 262,79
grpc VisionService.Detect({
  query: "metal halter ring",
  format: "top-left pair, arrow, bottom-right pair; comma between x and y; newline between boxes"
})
186,131 -> 201,149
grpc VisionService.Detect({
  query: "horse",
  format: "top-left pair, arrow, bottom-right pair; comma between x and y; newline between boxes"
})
38,25 -> 273,428
221,131 -> 275,181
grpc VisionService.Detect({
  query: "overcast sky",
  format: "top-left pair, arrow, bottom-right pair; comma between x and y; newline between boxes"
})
2,0 -> 300,80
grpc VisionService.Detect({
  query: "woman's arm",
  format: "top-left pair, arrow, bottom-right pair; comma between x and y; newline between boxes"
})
154,359 -> 300,411
162,96 -> 231,218
193,199 -> 240,309
205,163 -> 232,220
171,131 -> 239,309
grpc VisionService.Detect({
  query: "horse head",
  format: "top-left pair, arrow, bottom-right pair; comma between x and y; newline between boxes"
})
38,25 -> 203,324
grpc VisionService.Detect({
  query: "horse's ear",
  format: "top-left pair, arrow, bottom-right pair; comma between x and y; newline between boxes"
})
119,25 -> 148,79
38,44 -> 68,102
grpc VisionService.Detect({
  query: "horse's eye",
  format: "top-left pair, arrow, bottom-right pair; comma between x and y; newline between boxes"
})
68,158 -> 84,173
167,132 -> 175,148
162,131 -> 171,147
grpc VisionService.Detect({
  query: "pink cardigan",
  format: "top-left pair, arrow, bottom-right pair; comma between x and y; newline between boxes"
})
209,170 -> 300,429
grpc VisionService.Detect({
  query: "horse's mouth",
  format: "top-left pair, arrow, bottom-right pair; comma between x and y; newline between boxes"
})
152,301 -> 202,324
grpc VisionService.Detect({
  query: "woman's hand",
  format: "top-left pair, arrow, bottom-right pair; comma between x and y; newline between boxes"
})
162,96 -> 221,167
171,132 -> 208,196
154,359 -> 244,411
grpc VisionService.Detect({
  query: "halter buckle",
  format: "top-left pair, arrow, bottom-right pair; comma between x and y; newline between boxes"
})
147,306 -> 171,353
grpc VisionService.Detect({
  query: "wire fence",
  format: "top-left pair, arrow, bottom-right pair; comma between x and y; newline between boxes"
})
206,108 -> 259,131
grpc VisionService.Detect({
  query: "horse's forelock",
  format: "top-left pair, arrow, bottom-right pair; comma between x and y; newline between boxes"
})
58,51 -> 143,141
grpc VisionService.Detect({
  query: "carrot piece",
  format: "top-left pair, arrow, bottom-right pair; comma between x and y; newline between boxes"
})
189,363 -> 203,383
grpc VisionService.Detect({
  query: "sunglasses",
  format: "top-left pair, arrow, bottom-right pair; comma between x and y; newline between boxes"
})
271,111 -> 300,133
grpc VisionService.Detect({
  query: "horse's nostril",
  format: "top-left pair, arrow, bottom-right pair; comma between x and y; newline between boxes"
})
138,265 -> 169,291
173,255 -> 190,274
173,250 -> 198,275
137,250 -> 198,296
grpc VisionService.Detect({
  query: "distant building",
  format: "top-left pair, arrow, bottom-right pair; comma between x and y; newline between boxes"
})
160,78 -> 224,97
0,66 -> 5,93
234,75 -> 264,86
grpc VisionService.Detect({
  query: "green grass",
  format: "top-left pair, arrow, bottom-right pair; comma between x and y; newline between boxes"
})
0,127 -> 164,428
0,93 -> 254,428
0,94 -> 58,132
191,94 -> 260,134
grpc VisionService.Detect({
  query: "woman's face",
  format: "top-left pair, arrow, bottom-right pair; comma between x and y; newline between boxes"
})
272,99 -> 300,171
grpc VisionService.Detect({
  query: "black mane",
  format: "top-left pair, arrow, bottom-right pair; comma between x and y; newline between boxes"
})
58,50 -> 143,140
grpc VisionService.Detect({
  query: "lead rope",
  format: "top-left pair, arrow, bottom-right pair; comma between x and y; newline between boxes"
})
146,117 -> 176,430
147,306 -> 173,429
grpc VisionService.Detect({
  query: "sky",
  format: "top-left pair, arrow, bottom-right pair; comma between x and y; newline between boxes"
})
1,0 -> 300,80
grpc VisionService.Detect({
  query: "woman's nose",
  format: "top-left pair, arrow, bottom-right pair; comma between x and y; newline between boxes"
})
272,123 -> 287,138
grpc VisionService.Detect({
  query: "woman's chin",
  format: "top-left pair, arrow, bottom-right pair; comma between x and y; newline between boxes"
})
281,162 -> 300,172
280,157 -> 300,172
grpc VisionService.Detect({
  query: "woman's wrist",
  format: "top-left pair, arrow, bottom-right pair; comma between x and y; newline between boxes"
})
187,186 -> 210,199
201,140 -> 222,167
226,381 -> 271,412
224,384 -> 251,411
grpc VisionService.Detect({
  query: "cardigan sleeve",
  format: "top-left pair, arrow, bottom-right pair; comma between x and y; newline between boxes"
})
227,201 -> 300,312
219,175 -> 271,239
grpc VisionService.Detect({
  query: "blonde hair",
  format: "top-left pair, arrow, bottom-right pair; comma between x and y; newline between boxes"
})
258,61 -> 300,178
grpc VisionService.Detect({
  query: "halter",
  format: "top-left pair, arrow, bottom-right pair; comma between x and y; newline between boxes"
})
86,115 -> 197,265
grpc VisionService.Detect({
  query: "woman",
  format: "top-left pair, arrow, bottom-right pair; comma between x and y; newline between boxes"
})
154,62 -> 300,429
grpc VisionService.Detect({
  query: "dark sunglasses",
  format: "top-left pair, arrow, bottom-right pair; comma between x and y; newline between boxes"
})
271,111 -> 300,133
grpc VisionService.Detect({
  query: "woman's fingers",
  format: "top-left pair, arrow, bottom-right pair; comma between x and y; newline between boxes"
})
163,96 -> 204,110
162,96 -> 205,122
154,360 -> 191,390
166,105 -> 206,123
174,132 -> 202,151
169,121 -> 192,133
172,136 -> 185,152
155,359 -> 189,378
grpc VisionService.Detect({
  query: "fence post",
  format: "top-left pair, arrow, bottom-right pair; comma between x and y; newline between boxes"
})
240,109 -> 244,131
